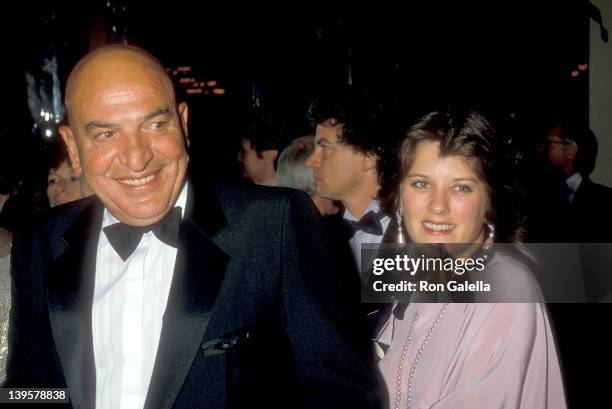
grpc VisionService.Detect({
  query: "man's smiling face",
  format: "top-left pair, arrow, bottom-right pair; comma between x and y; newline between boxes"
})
61,48 -> 190,226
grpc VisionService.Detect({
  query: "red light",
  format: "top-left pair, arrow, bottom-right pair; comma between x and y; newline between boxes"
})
177,66 -> 192,72
578,63 -> 588,71
186,88 -> 202,94
570,70 -> 579,77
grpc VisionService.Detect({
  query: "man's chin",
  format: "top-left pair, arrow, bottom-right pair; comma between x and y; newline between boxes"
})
108,203 -> 171,226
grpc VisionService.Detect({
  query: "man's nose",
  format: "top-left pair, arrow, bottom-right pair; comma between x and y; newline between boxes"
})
120,131 -> 154,171
305,150 -> 319,169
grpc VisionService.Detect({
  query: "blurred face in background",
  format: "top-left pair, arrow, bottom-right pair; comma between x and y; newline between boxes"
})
47,160 -> 83,207
236,137 -> 277,183
400,141 -> 488,246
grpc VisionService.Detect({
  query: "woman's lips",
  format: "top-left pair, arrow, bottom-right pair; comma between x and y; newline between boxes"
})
422,221 -> 456,235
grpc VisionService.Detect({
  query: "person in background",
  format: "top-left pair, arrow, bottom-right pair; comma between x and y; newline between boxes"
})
540,122 -> 612,243
376,108 -> 566,408
0,173 -> 18,385
277,135 -> 339,215
46,136 -> 87,207
305,89 -> 396,280
236,112 -> 287,186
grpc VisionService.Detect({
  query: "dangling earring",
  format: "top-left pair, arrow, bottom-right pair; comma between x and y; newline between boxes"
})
483,223 -> 495,251
396,206 -> 405,244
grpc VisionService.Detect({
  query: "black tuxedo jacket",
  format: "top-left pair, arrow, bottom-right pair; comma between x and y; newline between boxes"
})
571,176 -> 612,243
6,182 -> 381,409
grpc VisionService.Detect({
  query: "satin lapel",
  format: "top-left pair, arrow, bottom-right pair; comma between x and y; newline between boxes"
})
48,199 -> 103,409
145,183 -> 229,409
381,215 -> 398,245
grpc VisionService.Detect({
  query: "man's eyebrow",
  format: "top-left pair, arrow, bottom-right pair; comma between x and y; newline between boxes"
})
84,122 -> 117,131
406,173 -> 429,179
142,108 -> 170,122
84,108 -> 171,131
317,138 -> 334,146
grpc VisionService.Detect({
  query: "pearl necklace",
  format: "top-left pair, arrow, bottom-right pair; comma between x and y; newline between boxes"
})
394,303 -> 449,409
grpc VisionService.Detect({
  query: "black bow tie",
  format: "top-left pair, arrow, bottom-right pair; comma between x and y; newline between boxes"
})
346,210 -> 384,238
103,206 -> 182,261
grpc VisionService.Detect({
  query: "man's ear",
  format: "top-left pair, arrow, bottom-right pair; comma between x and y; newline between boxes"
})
262,149 -> 278,164
566,141 -> 578,160
362,151 -> 379,172
178,102 -> 190,147
58,125 -> 82,173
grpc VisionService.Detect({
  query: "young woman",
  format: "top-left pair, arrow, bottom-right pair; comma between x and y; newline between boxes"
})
377,109 -> 566,409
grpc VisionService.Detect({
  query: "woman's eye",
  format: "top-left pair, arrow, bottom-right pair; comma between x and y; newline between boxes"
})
411,180 -> 428,189
454,184 -> 472,193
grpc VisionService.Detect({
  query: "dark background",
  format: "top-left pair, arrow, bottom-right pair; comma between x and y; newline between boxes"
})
0,1 -> 607,407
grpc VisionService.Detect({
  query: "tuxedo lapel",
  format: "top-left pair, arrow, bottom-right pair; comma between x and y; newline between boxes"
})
381,215 -> 398,245
145,182 -> 229,409
48,198 -> 103,409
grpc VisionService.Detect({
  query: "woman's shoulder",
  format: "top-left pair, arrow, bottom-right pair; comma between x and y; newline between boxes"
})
481,249 -> 544,302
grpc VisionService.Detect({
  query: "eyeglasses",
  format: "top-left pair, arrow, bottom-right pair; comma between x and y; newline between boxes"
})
540,139 -> 567,149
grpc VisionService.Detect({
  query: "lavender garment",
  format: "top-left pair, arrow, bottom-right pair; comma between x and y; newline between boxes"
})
376,254 -> 567,409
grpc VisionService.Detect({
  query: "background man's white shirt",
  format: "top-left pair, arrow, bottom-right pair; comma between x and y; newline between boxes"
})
343,200 -> 390,275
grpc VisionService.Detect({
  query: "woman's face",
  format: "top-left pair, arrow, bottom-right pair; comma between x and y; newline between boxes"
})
401,141 -> 489,246
47,161 -> 83,207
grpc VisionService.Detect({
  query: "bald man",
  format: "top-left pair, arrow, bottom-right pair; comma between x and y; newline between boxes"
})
6,46 -> 381,409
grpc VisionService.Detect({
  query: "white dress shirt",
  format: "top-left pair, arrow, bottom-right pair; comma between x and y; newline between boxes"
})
92,183 -> 188,409
343,200 -> 391,274
566,172 -> 582,203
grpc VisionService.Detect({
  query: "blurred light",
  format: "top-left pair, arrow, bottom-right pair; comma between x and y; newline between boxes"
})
578,63 -> 588,71
177,66 -> 191,72
44,129 -> 53,137
190,78 -> 196,83
206,80 -> 217,87
172,70 -> 178,75
186,88 -> 202,94
203,89 -> 210,94
199,82 -> 206,87
112,26 -> 117,33
106,1 -> 110,7
166,68 -> 171,72
40,110 -> 45,117
212,88 -> 225,95
45,112 -> 50,121
570,70 -> 579,77
179,78 -> 191,84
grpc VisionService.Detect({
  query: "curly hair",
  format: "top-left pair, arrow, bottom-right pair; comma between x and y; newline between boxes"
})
307,88 -> 400,191
382,108 -> 525,243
